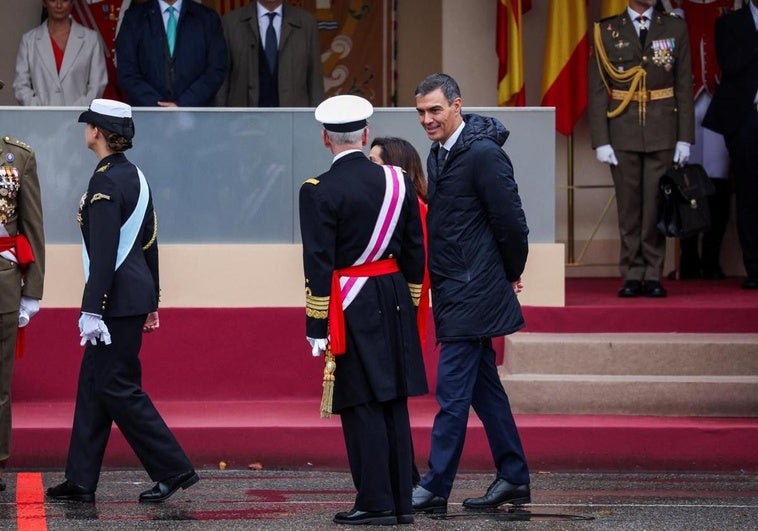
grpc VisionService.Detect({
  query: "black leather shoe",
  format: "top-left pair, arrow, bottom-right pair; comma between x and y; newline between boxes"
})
0,477 -> 5,492
462,478 -> 531,508
643,280 -> 667,298
396,514 -> 414,524
618,280 -> 642,298
138,470 -> 199,503
46,479 -> 95,503
412,485 -> 447,514
742,278 -> 758,290
333,508 -> 397,525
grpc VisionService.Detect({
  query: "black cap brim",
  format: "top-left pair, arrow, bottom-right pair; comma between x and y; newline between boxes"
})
78,110 -> 135,140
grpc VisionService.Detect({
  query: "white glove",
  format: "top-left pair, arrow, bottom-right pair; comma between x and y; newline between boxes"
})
78,312 -> 112,346
595,144 -> 618,166
18,297 -> 40,328
307,337 -> 328,357
673,141 -> 691,166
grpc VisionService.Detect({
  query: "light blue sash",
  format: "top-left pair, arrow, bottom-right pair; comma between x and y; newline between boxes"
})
82,167 -> 149,281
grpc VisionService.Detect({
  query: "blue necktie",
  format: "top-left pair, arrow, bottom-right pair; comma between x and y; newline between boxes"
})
265,12 -> 278,73
437,146 -> 448,170
166,6 -> 177,56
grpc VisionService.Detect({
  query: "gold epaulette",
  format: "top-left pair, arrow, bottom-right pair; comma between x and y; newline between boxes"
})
90,193 -> 112,204
96,163 -> 111,173
304,178 -> 320,186
305,287 -> 329,319
3,136 -> 32,152
408,282 -> 422,307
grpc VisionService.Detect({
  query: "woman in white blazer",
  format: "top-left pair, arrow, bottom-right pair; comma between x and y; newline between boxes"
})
14,0 -> 107,106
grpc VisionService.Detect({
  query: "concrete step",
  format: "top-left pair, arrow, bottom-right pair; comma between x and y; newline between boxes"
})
501,333 -> 758,417
504,333 -> 758,376
501,372 -> 758,416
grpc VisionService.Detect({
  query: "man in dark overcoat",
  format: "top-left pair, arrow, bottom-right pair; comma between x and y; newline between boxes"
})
411,73 -> 531,514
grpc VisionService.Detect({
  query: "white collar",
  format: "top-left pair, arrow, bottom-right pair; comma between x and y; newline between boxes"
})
257,2 -> 283,19
440,120 -> 465,152
333,148 -> 362,163
627,5 -> 654,23
159,0 -> 182,14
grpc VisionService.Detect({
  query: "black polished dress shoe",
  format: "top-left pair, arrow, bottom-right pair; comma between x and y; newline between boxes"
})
643,280 -> 667,298
396,514 -> 414,524
138,470 -> 199,503
333,508 -> 397,525
742,278 -> 758,290
462,478 -> 531,508
618,280 -> 642,298
412,485 -> 447,514
0,477 -> 5,492
46,479 -> 95,503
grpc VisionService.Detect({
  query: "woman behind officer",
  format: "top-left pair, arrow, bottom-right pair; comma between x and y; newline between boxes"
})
47,99 -> 198,503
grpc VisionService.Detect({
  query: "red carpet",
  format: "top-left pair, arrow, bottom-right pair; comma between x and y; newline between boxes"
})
9,278 -> 758,472
524,277 -> 758,333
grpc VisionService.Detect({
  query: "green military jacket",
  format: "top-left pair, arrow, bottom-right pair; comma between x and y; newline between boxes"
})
588,10 -> 695,152
0,136 -> 44,314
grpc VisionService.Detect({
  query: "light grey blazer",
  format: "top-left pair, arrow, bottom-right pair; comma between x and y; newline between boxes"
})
13,21 -> 107,106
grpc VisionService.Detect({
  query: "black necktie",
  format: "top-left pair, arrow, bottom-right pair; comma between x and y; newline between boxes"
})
265,12 -> 278,73
637,16 -> 648,47
437,146 -> 447,170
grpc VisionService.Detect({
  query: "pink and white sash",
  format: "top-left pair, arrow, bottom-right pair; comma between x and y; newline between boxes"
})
340,164 -> 405,310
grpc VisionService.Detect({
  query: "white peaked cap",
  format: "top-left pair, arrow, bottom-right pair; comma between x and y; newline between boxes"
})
315,95 -> 373,132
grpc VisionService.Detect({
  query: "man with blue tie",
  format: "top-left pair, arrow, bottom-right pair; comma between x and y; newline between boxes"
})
116,0 -> 227,106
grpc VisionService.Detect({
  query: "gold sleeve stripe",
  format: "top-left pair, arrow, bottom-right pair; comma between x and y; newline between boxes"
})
408,283 -> 422,307
306,289 -> 330,318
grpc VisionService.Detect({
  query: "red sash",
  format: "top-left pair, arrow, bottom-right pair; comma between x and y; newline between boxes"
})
329,258 -> 399,355
0,235 -> 36,359
0,234 -> 35,267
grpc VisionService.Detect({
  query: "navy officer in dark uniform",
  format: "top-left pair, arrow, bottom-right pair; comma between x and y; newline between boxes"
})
47,99 -> 198,503
299,95 -> 427,525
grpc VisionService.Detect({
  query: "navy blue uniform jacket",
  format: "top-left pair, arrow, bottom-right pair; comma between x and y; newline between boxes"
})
299,152 -> 428,411
426,114 -> 529,342
79,153 -> 159,317
116,0 -> 227,106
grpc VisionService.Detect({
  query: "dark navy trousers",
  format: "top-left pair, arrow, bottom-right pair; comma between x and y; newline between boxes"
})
419,338 -> 529,498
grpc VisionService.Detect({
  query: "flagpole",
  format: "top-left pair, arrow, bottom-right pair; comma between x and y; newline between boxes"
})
567,133 -> 575,264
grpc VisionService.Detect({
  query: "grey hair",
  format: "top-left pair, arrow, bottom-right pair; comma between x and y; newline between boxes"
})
325,128 -> 365,145
414,73 -> 461,104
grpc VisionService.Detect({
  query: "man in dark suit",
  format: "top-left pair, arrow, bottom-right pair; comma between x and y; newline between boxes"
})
589,0 -> 695,298
703,0 -> 758,289
217,0 -> 324,107
411,73 -> 531,514
116,0 -> 227,106
0,137 -> 45,492
47,99 -> 197,503
299,95 -> 427,525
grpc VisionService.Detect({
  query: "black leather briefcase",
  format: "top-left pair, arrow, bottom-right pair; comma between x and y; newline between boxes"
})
656,164 -> 715,239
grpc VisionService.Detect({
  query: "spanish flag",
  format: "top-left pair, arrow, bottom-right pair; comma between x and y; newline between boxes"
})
540,0 -> 589,135
600,0 -> 628,18
496,0 -> 528,106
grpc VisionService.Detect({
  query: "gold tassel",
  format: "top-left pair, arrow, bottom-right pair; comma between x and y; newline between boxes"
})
320,348 -> 336,418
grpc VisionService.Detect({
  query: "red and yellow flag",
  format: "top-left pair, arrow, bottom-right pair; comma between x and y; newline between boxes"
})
496,0 -> 527,106
540,0 -> 589,135
601,0 -> 628,18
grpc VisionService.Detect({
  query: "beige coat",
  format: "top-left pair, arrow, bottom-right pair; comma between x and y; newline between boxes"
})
217,3 -> 324,107
13,20 -> 107,106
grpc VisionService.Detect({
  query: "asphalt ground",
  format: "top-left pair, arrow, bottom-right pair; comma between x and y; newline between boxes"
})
2,468 -> 757,530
